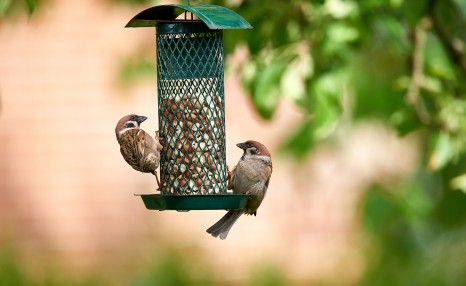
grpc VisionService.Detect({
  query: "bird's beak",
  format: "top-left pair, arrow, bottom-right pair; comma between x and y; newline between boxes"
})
136,115 -> 147,123
236,142 -> 247,150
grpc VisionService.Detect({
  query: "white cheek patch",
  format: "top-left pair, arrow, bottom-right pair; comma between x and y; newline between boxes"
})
256,155 -> 271,165
241,153 -> 270,163
118,127 -> 134,137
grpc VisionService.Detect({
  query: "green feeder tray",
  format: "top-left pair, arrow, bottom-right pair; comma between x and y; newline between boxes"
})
137,194 -> 250,211
126,4 -> 252,211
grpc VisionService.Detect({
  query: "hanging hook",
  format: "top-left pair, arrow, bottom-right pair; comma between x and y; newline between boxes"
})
184,0 -> 189,20
187,0 -> 192,20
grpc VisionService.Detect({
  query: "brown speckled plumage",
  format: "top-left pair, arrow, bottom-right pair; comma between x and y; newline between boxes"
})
207,140 -> 272,239
115,114 -> 162,187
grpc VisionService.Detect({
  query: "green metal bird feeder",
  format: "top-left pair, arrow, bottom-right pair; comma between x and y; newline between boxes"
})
125,3 -> 252,211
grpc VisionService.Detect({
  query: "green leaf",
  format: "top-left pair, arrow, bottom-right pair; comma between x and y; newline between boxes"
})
251,61 -> 285,119
323,22 -> 359,56
24,0 -> 37,14
310,92 -> 340,140
279,119 -> 315,159
362,187 -> 402,233
450,173 -> 466,193
280,64 -> 306,102
398,178 -> 434,221
433,181 -> 466,228
241,60 -> 257,93
326,22 -> 359,44
433,0 -> 466,49
351,52 -> 408,121
0,0 -> 12,15
280,53 -> 313,102
401,0 -> 430,27
428,132 -> 454,171
324,0 -> 358,19
389,107 -> 419,136
309,72 -> 343,137
424,33 -> 456,81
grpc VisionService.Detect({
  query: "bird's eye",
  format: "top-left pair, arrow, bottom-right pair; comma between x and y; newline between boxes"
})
130,115 -> 136,120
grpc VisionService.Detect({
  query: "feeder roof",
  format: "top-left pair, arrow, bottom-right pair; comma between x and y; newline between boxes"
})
125,4 -> 252,30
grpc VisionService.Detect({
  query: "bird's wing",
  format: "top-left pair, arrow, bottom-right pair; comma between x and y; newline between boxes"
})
144,132 -> 161,153
260,160 -> 273,191
227,166 -> 237,190
120,145 -> 138,169
264,166 -> 272,190
119,129 -> 141,170
135,130 -> 147,171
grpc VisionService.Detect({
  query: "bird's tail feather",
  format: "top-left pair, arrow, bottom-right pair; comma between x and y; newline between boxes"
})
206,210 -> 242,240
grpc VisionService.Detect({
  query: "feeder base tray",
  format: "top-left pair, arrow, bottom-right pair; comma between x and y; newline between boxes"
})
136,194 -> 250,211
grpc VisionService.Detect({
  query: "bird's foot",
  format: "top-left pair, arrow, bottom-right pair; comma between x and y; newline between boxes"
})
155,131 -> 164,142
155,172 -> 161,192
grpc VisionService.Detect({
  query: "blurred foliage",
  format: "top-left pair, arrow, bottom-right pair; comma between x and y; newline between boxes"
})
213,0 -> 466,284
131,249 -> 215,286
213,0 -> 466,165
248,263 -> 286,286
0,245 -> 287,286
117,47 -> 156,89
0,250 -> 29,285
0,0 -> 43,16
0,248 -> 103,286
129,248 -> 286,286
0,0 -> 160,17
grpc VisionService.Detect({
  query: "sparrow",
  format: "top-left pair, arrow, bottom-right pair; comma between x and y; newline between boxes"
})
115,114 -> 163,188
207,140 -> 273,239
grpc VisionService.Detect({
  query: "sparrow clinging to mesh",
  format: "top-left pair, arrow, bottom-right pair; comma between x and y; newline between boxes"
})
207,140 -> 273,239
115,114 -> 163,188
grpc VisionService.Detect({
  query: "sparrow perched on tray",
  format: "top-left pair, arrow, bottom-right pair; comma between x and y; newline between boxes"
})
207,140 -> 273,239
115,114 -> 163,188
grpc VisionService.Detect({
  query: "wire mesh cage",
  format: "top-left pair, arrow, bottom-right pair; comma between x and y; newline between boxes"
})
157,22 -> 227,195
125,4 -> 252,210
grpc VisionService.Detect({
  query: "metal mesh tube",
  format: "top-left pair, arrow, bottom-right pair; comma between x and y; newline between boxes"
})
156,22 -> 227,195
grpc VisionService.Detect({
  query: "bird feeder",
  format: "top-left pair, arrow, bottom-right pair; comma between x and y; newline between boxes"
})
125,4 -> 252,211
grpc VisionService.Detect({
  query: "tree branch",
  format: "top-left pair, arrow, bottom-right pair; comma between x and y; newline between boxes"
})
406,17 -> 432,125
